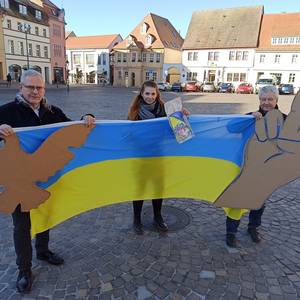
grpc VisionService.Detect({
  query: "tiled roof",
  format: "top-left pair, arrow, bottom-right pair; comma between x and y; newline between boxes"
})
66,34 -> 121,49
182,6 -> 263,50
114,13 -> 183,50
258,13 -> 300,50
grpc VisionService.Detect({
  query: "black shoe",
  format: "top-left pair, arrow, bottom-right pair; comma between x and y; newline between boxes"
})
153,216 -> 168,232
16,270 -> 32,293
37,250 -> 64,265
226,233 -> 237,248
247,227 -> 261,243
133,220 -> 144,235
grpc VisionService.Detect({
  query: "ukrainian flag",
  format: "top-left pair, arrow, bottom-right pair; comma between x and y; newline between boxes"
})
15,115 -> 254,236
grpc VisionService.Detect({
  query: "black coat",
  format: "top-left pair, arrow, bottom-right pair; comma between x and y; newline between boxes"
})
0,100 -> 71,128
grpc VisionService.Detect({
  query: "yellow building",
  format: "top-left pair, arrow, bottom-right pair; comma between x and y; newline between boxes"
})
113,13 -> 183,87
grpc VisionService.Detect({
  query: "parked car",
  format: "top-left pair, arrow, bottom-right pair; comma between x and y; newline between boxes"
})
236,83 -> 254,94
278,83 -> 294,95
185,81 -> 200,92
218,82 -> 235,93
157,82 -> 171,91
202,82 -> 216,92
171,82 -> 183,92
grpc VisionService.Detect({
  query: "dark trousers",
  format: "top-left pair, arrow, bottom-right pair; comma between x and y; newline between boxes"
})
133,199 -> 163,221
226,205 -> 265,234
12,205 -> 49,271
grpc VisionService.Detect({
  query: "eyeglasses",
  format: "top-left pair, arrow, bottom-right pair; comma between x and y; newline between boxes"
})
22,85 -> 45,92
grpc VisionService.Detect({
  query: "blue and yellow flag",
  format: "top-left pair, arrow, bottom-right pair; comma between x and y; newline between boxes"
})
15,115 -> 254,236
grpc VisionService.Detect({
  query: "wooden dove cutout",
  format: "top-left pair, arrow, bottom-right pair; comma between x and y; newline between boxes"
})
0,124 -> 93,213
215,91 -> 300,210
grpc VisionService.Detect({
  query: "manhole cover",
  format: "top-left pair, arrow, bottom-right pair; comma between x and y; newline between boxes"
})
142,205 -> 191,232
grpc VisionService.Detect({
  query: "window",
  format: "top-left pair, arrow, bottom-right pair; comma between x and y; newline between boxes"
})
131,52 -> 136,62
149,53 -> 154,63
36,45 -> 41,57
227,73 -> 233,81
124,71 -> 128,78
242,51 -> 248,61
187,52 -> 193,61
233,73 -> 239,81
146,35 -> 152,46
145,72 -> 150,81
152,72 -> 157,81
44,46 -> 48,58
74,54 -> 81,65
289,73 -> 295,83
142,53 -> 147,62
156,53 -> 160,63
43,28 -> 46,37
6,19 -> 11,29
236,51 -> 242,61
35,10 -> 42,20
229,51 -> 235,61
214,52 -> 219,61
259,54 -> 265,63
17,22 -> 22,31
118,70 -> 122,80
186,72 -> 198,81
272,37 -> 277,44
0,0 -> 9,8
292,54 -> 298,64
53,25 -> 61,37
208,52 -> 213,61
284,37 -> 289,44
278,38 -> 283,44
240,73 -> 246,82
19,41 -> 24,55
97,54 -> 101,65
275,54 -> 280,63
19,4 -> 27,14
35,26 -> 39,35
141,23 -> 148,34
122,53 -> 127,63
28,43 -> 33,56
102,54 -> 106,65
193,52 -> 198,61
86,54 -> 94,65
117,53 -> 121,63
8,40 -> 14,54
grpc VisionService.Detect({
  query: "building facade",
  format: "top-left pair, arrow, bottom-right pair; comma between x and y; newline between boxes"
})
113,13 -> 183,87
42,0 -> 66,84
0,0 -> 51,82
66,34 -> 122,84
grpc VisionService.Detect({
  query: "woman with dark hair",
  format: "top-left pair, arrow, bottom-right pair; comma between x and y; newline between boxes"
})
128,81 -> 189,234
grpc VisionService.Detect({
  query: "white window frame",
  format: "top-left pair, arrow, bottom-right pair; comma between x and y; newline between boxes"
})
19,4 -> 27,15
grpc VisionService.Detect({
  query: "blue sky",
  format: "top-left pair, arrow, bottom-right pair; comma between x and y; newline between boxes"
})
61,0 -> 300,39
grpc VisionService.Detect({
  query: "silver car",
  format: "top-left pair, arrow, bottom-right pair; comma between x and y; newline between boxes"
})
202,82 -> 216,92
157,82 -> 171,91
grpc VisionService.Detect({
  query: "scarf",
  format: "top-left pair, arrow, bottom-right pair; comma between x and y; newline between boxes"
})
15,93 -> 52,112
138,99 -> 166,120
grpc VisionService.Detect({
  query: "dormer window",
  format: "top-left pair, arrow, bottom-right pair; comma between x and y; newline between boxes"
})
146,35 -> 153,46
35,10 -> 42,20
0,0 -> 9,9
19,4 -> 27,15
141,22 -> 149,34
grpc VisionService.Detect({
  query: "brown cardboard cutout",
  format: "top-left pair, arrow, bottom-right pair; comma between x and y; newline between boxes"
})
215,91 -> 300,210
0,124 -> 93,213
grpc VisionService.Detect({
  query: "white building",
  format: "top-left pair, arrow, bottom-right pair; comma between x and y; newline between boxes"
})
182,6 -> 263,88
1,0 -> 51,82
253,13 -> 300,91
66,34 -> 122,84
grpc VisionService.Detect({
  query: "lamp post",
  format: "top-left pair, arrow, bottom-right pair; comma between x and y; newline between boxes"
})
20,23 -> 31,70
65,60 -> 69,92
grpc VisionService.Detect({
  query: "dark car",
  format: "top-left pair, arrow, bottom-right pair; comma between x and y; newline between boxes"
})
171,82 -> 182,92
278,84 -> 294,95
218,82 -> 234,93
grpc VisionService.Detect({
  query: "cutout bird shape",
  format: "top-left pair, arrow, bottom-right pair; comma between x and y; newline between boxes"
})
0,124 -> 93,213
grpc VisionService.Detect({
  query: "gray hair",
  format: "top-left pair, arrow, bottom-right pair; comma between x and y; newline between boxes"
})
20,69 -> 44,84
259,85 -> 279,100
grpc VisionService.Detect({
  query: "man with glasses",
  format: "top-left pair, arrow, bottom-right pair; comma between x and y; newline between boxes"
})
0,70 -> 95,293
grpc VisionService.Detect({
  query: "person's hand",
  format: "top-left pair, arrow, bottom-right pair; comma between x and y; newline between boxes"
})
251,111 -> 263,120
182,107 -> 190,116
82,115 -> 95,127
0,124 -> 14,136
215,91 -> 300,210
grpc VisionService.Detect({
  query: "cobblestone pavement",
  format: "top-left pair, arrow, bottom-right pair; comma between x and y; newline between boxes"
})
0,86 -> 300,300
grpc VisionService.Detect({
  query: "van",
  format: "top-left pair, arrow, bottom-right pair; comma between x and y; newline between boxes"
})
255,75 -> 277,93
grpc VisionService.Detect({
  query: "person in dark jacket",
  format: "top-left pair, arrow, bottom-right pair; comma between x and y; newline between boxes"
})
226,85 -> 287,248
0,70 -> 95,293
127,80 -> 189,235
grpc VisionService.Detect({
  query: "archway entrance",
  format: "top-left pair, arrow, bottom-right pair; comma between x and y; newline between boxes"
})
9,64 -> 21,81
166,67 -> 180,84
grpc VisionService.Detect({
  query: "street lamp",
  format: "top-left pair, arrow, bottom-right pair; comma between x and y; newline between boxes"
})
19,23 -> 31,70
